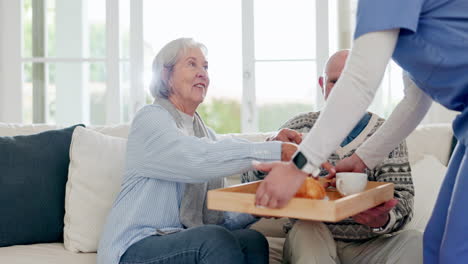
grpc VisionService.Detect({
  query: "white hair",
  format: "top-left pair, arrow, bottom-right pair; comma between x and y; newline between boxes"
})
149,38 -> 208,99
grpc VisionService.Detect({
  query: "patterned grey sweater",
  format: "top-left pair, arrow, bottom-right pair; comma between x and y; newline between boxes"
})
242,112 -> 414,241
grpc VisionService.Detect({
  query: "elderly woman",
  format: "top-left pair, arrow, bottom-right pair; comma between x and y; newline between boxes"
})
97,38 -> 300,264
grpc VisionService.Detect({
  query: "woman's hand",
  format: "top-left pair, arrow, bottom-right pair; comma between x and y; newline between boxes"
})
267,128 -> 302,144
281,142 -> 298,161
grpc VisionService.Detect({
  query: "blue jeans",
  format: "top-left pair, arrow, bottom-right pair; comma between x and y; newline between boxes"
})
119,225 -> 269,264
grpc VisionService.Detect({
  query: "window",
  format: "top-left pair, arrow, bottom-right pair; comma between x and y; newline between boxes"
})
253,0 -> 318,132
348,0 -> 404,118
21,0 -> 135,125
142,0 -> 243,133
5,0 -> 331,132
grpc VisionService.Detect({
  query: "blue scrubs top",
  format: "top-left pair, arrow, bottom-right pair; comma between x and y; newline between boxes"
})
354,0 -> 468,144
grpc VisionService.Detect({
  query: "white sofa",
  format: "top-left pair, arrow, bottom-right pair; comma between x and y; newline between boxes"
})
0,123 -> 454,264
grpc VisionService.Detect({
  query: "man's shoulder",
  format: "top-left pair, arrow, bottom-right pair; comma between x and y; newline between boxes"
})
279,111 -> 321,131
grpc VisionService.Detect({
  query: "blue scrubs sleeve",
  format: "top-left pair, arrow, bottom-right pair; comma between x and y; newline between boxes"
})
354,0 -> 425,39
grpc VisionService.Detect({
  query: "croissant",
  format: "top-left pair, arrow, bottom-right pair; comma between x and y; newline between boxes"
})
295,177 -> 326,199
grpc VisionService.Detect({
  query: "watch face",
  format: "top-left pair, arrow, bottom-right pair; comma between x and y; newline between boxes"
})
293,152 -> 307,170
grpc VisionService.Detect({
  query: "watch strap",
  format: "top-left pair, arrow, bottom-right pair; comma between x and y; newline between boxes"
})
292,151 -> 321,177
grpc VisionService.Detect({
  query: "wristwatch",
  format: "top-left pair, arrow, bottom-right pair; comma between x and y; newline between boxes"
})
291,151 -> 321,177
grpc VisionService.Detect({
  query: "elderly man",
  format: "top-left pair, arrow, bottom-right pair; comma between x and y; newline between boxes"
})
242,50 -> 422,264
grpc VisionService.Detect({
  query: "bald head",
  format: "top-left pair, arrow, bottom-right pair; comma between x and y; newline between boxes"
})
319,50 -> 349,100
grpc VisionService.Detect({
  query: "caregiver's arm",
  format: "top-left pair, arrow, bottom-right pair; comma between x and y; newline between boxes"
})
300,29 -> 400,170
255,30 -> 402,208
355,72 -> 432,169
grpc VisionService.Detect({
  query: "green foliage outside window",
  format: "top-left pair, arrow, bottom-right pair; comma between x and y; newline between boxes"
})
197,98 -> 313,134
258,103 -> 312,132
198,98 -> 241,134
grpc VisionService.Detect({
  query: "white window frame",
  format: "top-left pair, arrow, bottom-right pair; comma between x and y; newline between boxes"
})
0,0 -> 23,123
2,0 -> 330,129
0,0 -> 144,125
241,0 -> 330,132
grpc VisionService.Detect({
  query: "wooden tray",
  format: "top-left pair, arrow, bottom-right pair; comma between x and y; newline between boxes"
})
207,180 -> 394,222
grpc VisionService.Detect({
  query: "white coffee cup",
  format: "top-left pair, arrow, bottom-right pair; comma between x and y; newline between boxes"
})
336,172 -> 368,196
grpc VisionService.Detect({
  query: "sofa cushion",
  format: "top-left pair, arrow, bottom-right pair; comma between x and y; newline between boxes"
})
90,124 -> 130,138
405,155 -> 446,232
0,243 -> 96,264
406,123 -> 453,166
64,127 -> 126,252
0,124 -> 83,247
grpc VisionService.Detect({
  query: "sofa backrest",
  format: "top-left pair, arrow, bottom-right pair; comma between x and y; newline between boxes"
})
0,123 -> 130,138
221,124 -> 454,167
0,122 -> 454,167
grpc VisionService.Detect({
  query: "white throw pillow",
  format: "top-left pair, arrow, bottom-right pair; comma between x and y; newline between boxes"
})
64,126 -> 127,252
406,124 -> 453,166
406,155 -> 446,232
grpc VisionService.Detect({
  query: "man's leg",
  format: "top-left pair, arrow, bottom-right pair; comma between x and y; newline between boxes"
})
438,144 -> 468,263
283,220 -> 339,264
423,143 -> 465,264
337,229 -> 423,264
120,225 -> 245,264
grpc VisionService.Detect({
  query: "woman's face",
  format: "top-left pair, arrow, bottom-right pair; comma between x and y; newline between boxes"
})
168,47 -> 209,109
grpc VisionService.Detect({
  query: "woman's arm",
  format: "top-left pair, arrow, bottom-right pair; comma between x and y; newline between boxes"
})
126,105 -> 282,183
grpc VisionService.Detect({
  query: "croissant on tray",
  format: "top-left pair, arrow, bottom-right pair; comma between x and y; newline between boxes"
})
295,177 -> 326,199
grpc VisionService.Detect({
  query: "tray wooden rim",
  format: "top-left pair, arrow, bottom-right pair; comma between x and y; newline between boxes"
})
207,181 -> 394,222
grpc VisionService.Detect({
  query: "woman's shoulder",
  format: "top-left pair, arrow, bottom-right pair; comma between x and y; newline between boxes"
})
136,104 -> 166,115
133,104 -> 171,120
130,104 -> 176,130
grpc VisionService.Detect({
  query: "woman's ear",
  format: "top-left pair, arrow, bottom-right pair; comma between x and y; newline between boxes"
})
318,76 -> 324,94
162,67 -> 172,88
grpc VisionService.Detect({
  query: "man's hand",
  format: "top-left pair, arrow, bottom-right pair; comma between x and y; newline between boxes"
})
253,161 -> 308,208
352,198 -> 398,228
281,142 -> 298,161
267,128 -> 302,144
335,153 -> 368,173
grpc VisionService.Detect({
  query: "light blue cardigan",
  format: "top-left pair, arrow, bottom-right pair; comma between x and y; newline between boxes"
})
97,104 -> 281,264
